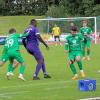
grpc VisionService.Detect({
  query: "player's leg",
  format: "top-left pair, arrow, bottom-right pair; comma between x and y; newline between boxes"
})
86,40 -> 91,60
15,52 -> 25,81
82,42 -> 86,60
0,51 -> 8,67
75,52 -> 86,78
13,59 -> 19,69
7,59 -> 14,80
54,36 -> 57,46
42,58 -> 51,78
58,36 -> 62,45
68,52 -> 78,80
33,49 -> 51,80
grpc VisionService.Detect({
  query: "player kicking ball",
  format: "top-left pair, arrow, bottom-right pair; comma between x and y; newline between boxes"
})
0,28 -> 28,81
64,26 -> 86,80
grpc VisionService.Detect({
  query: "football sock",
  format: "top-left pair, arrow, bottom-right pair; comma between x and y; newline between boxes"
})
8,64 -> 14,72
70,64 -> 77,75
20,65 -> 25,74
77,60 -> 83,70
82,49 -> 85,57
87,49 -> 90,56
42,62 -> 46,74
34,63 -> 42,77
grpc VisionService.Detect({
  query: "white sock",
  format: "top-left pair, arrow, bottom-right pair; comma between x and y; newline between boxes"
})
80,70 -> 84,73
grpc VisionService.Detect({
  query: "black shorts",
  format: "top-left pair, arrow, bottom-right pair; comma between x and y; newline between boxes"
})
54,36 -> 60,41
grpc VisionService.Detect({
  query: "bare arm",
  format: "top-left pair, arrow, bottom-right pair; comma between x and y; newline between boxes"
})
37,34 -> 49,50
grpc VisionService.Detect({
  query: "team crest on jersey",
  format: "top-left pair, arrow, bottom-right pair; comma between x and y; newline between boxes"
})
72,40 -> 76,44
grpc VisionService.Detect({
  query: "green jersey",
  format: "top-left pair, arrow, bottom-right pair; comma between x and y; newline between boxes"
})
4,33 -> 28,51
80,27 -> 92,37
65,33 -> 83,51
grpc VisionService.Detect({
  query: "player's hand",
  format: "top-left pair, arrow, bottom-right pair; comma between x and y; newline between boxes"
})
46,45 -> 49,50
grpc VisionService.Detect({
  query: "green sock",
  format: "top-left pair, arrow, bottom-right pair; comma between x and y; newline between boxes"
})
82,48 -> 85,57
20,65 -> 25,74
8,64 -> 14,72
70,64 -> 77,75
77,60 -> 83,70
87,49 -> 90,56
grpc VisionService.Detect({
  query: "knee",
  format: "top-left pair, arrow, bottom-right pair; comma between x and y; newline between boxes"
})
20,62 -> 25,66
68,60 -> 74,65
38,59 -> 44,64
75,56 -> 81,61
87,47 -> 90,50
0,61 -> 5,67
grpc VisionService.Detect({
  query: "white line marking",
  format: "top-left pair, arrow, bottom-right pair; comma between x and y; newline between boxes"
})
45,86 -> 67,90
79,97 -> 100,100
0,91 -> 31,99
0,80 -> 72,90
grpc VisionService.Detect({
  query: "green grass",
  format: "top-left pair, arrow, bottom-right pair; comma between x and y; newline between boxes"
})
0,44 -> 100,100
0,16 -> 43,34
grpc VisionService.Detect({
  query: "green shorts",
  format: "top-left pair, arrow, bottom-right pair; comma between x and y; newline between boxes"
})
1,50 -> 24,63
1,51 -> 8,62
68,51 -> 82,61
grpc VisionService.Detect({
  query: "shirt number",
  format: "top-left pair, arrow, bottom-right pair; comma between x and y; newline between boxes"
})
6,39 -> 14,48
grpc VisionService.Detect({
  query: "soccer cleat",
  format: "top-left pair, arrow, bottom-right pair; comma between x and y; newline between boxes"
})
82,57 -> 86,60
33,76 -> 40,80
18,74 -> 25,81
44,74 -> 51,78
72,75 -> 78,80
81,71 -> 86,78
6,72 -> 14,80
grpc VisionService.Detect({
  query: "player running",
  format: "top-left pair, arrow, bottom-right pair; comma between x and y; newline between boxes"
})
22,19 -> 51,80
64,26 -> 86,80
52,24 -> 61,46
0,28 -> 28,81
80,20 -> 93,60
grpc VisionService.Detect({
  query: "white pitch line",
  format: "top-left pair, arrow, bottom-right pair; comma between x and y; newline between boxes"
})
0,80 -> 72,90
0,91 -> 31,99
79,97 -> 100,100
45,86 -> 68,90
0,95 -> 12,99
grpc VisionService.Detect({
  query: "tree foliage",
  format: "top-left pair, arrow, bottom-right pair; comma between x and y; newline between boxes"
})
0,0 -> 99,16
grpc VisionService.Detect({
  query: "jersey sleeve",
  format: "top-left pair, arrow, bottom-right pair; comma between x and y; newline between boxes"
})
34,27 -> 40,35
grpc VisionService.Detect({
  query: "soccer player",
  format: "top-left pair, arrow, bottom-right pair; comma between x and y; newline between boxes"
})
64,26 -> 86,80
52,24 -> 61,46
0,28 -> 28,80
80,20 -> 93,60
22,19 -> 51,80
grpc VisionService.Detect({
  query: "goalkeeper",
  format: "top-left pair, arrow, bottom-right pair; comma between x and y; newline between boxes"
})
64,26 -> 86,80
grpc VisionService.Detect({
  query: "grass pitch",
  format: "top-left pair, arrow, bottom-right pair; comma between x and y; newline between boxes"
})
0,44 -> 100,100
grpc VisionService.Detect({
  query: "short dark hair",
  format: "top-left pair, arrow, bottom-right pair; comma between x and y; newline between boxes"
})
30,19 -> 37,25
71,26 -> 77,31
9,28 -> 16,34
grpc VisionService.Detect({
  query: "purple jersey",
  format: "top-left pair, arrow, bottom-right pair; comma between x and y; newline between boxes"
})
24,25 -> 43,60
24,25 -> 40,46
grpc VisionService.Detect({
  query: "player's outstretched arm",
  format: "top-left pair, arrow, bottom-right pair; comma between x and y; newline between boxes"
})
22,38 -> 27,48
37,34 -> 49,50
